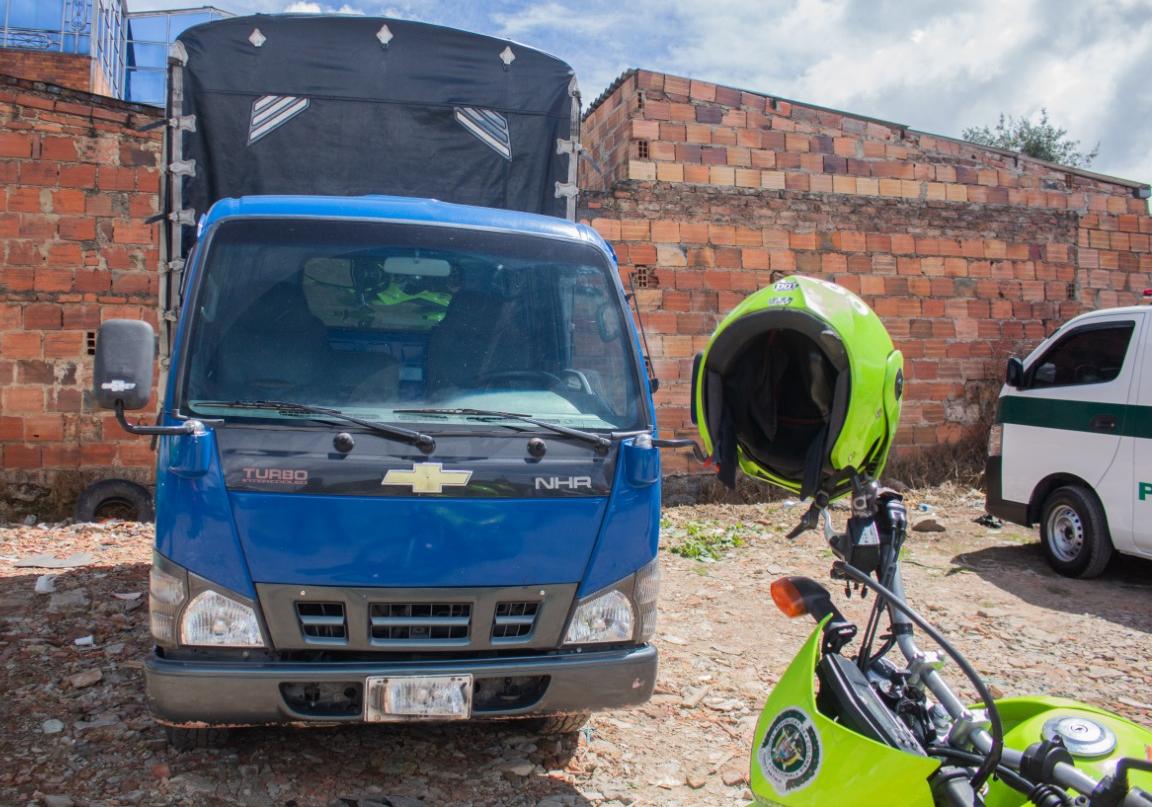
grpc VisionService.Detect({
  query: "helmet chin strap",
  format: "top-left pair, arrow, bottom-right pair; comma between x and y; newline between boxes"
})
785,468 -> 877,540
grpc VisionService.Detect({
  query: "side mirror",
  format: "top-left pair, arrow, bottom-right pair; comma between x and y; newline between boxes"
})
1005,357 -> 1024,389
93,320 -> 155,411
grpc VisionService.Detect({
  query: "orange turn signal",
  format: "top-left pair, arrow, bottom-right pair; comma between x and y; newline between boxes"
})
770,577 -> 808,618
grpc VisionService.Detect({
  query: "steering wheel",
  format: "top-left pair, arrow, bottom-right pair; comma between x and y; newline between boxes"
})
473,370 -> 565,391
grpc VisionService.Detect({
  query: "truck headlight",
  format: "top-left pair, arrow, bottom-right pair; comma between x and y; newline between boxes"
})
634,556 -> 661,642
149,560 -> 186,644
180,590 -> 265,647
564,589 -> 635,645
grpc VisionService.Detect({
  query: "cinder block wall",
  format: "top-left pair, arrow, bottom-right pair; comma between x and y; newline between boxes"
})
2,69 -> 1151,517
0,76 -> 162,520
579,70 -> 1152,475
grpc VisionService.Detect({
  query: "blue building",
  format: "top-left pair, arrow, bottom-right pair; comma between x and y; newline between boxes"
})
126,6 -> 232,105
0,0 -> 128,97
0,1 -> 232,104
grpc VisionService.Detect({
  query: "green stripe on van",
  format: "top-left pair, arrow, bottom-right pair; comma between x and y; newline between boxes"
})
998,396 -> 1152,439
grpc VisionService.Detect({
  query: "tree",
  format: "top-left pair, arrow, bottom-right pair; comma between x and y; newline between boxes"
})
962,108 -> 1099,168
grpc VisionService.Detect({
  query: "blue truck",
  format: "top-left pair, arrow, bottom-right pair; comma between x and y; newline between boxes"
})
91,15 -> 679,747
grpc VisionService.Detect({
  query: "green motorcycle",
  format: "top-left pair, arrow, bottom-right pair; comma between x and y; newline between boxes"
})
693,276 -> 1152,806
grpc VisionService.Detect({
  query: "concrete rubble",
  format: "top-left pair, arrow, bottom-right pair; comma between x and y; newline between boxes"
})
1,487 -> 1149,806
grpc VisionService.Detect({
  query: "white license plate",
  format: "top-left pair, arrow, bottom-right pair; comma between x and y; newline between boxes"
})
364,674 -> 473,721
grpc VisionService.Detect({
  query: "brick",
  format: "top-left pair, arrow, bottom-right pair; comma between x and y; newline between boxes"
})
591,218 -> 621,241
113,220 -> 156,245
651,220 -> 680,242
34,269 -> 74,292
2,385 -> 44,412
23,303 -> 63,329
58,216 -> 96,241
2,444 -> 42,468
43,331 -> 86,358
0,131 -> 35,158
1,331 -> 42,359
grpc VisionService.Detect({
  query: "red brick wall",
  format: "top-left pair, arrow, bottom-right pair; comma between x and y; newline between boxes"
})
0,51 -> 94,94
0,75 -> 162,520
579,71 -> 1152,475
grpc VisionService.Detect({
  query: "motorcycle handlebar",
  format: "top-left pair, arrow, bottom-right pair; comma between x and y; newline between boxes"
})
886,570 -> 1131,801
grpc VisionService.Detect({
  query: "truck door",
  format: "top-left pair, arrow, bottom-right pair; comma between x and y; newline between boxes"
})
1124,312 -> 1152,556
1000,315 -> 1141,520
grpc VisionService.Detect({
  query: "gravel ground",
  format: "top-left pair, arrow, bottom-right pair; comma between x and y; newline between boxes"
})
1,485 -> 1150,807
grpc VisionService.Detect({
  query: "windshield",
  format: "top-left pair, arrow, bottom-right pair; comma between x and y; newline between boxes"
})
181,218 -> 645,430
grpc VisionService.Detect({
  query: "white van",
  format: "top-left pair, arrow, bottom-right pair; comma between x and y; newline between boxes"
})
985,297 -> 1152,577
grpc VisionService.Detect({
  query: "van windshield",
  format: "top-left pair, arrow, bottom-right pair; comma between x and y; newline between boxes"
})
181,218 -> 645,431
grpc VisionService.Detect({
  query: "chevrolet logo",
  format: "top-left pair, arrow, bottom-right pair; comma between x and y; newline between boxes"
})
381,463 -> 473,494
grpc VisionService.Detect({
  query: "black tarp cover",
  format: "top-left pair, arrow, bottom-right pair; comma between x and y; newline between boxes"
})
175,15 -> 576,220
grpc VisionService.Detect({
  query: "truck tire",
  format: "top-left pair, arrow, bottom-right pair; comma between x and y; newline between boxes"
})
164,725 -> 230,750
1039,485 -> 1113,578
521,712 -> 590,735
73,479 -> 154,523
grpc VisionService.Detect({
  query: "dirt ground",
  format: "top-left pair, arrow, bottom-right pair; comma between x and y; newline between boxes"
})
2,485 -> 1150,807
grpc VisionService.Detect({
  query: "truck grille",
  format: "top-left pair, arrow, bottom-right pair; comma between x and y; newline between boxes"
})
296,602 -> 347,643
259,583 -> 577,653
491,601 -> 540,639
369,602 -> 471,643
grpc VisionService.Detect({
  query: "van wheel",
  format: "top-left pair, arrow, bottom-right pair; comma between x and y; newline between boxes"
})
164,725 -> 230,750
74,479 -> 154,523
1039,485 -> 1113,578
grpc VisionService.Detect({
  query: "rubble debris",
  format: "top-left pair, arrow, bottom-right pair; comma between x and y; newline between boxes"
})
34,574 -> 57,594
47,589 -> 89,614
13,552 -> 96,569
974,513 -> 1004,529
67,669 -> 103,689
1,498 -> 1149,807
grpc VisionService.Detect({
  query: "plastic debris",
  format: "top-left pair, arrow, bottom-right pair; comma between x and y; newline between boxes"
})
35,574 -> 58,594
73,635 -> 95,647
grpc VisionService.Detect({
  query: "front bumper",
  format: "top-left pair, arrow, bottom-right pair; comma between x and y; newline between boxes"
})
146,644 -> 657,725
984,455 -> 1030,526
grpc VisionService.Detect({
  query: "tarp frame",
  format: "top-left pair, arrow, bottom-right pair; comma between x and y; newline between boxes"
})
157,15 -> 582,358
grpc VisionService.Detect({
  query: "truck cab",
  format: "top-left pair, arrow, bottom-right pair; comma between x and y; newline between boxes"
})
89,15 -> 666,746
985,302 -> 1152,577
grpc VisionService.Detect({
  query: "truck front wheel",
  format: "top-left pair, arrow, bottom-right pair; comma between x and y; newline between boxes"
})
1039,485 -> 1113,578
164,725 -> 230,750
530,712 -> 590,735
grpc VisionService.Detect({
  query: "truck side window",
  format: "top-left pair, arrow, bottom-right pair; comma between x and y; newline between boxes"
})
1028,322 -> 1135,388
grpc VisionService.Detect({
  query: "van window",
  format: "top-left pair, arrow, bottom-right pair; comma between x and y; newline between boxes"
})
1029,322 -> 1135,388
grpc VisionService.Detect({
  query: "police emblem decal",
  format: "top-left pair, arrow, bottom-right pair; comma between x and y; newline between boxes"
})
758,708 -> 822,794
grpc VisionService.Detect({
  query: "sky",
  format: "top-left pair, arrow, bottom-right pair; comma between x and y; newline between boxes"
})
129,0 -> 1152,185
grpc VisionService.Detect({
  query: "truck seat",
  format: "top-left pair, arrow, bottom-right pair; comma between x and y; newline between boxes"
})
424,290 -> 528,396
209,281 -> 334,400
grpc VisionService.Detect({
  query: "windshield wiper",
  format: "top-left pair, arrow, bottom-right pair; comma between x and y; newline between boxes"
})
194,400 -> 435,452
395,407 -> 611,452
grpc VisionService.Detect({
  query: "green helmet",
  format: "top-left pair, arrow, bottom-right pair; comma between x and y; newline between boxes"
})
693,275 -> 904,500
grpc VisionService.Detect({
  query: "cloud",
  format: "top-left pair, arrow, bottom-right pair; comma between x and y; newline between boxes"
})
283,1 -> 365,13
125,0 -> 1151,184
492,2 -> 625,39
